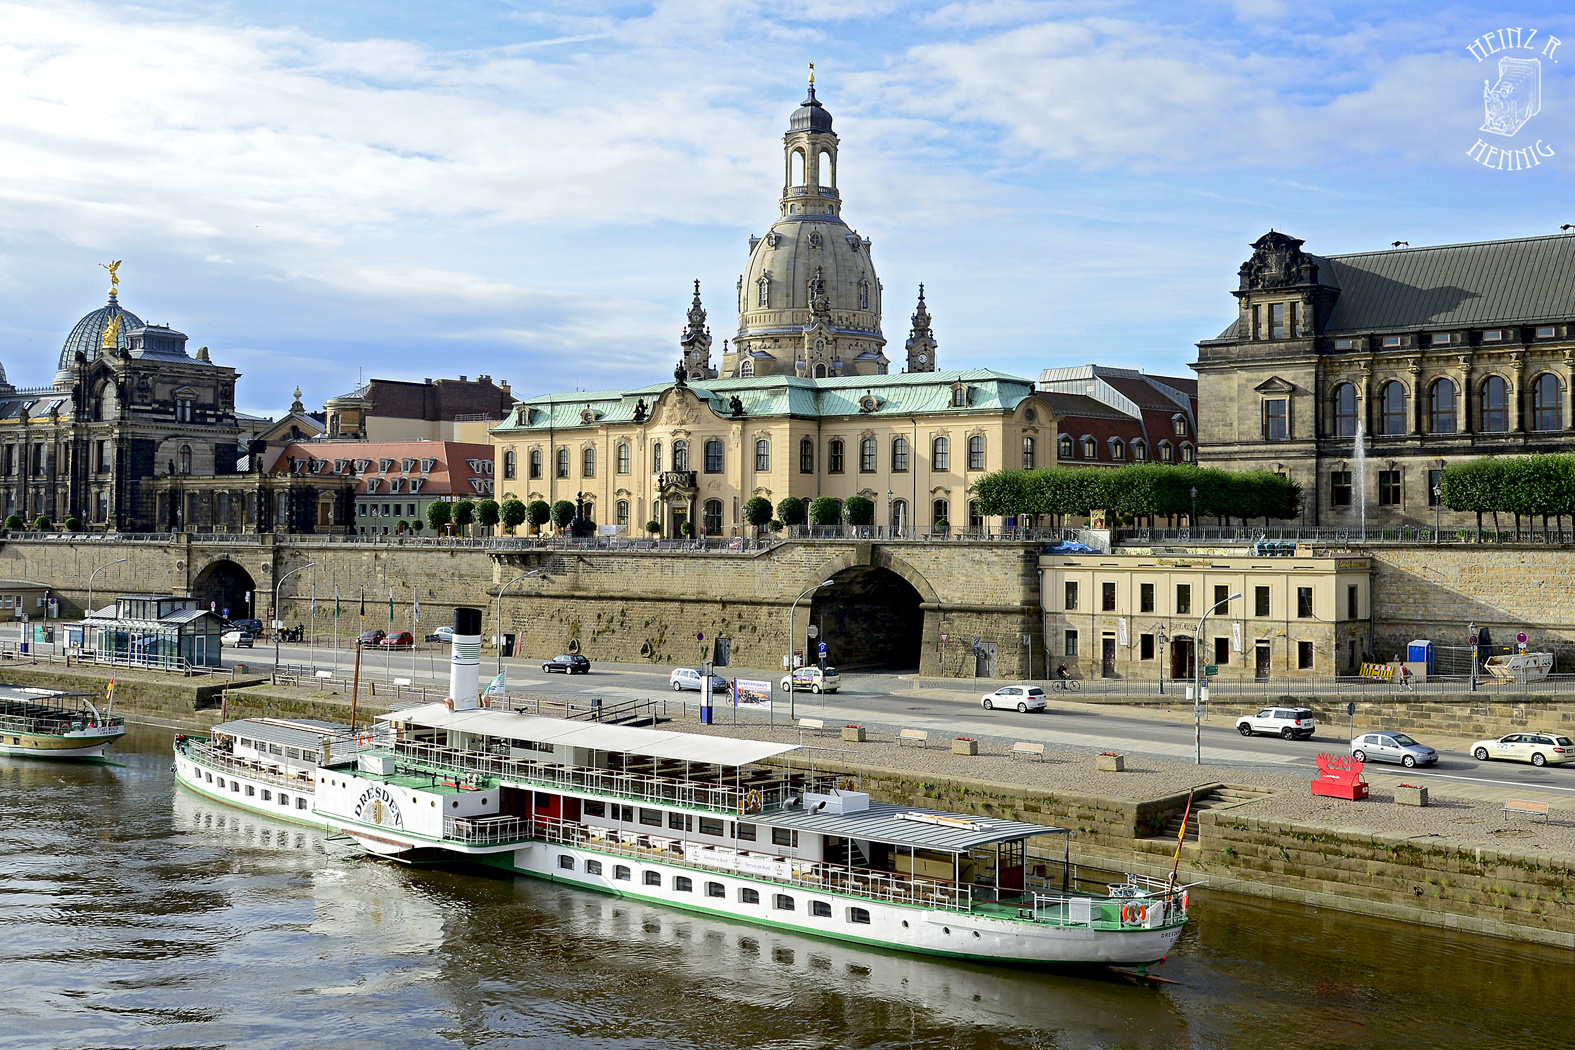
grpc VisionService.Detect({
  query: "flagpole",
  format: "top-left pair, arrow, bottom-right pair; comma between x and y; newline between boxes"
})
411,585 -> 418,682
310,579 -> 317,671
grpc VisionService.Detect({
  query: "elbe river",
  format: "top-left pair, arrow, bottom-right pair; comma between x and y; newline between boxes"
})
2,725 -> 1570,1049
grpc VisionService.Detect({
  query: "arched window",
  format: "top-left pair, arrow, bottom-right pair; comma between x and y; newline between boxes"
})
890,498 -> 908,534
582,447 -> 595,477
1430,379 -> 1457,434
704,439 -> 723,473
1081,436 -> 1097,459
1480,376 -> 1508,432
1111,438 -> 1125,460
818,148 -> 833,188
1533,373 -> 1563,431
1181,443 -> 1195,463
891,437 -> 909,472
502,450 -> 516,480
799,438 -> 814,474
757,277 -> 769,308
859,438 -> 877,473
951,387 -> 967,408
741,359 -> 755,377
1379,381 -> 1407,435
672,441 -> 689,471
178,445 -> 192,474
616,443 -> 630,474
791,149 -> 805,185
933,436 -> 950,470
828,439 -> 844,473
968,500 -> 983,530
1332,383 -> 1357,436
967,435 -> 985,470
1132,440 -> 1146,462
859,281 -> 869,310
755,439 -> 770,472
529,448 -> 542,479
1058,434 -> 1073,459
1159,441 -> 1174,463
932,498 -> 949,526
813,363 -> 828,379
652,442 -> 663,473
616,500 -> 629,526
702,499 -> 723,535
556,448 -> 569,478
1022,436 -> 1035,469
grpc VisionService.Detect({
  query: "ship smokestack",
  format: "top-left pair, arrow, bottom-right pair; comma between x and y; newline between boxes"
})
449,607 -> 483,710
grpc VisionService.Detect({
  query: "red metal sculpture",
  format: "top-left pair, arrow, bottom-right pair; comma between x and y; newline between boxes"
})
1311,753 -> 1369,800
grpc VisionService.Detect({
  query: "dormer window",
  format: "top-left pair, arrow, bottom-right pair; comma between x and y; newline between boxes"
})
951,387 -> 967,408
1536,326 -> 1557,339
1081,436 -> 1097,458
378,458 -> 393,473
409,478 -> 424,493
1382,336 -> 1402,348
420,458 -> 436,473
389,478 -> 404,493
1058,434 -> 1073,459
466,459 -> 482,473
1132,440 -> 1147,462
1334,338 -> 1354,351
401,458 -> 417,473
1172,415 -> 1187,436
1483,329 -> 1503,342
355,459 -> 372,473
334,459 -> 348,474
366,478 -> 381,493
1432,333 -> 1452,346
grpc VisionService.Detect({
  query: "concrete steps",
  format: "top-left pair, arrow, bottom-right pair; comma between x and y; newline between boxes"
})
1152,784 -> 1274,843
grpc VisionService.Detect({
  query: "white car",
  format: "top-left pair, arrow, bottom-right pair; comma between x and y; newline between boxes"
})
1470,732 -> 1575,767
433,625 -> 455,643
669,667 -> 731,693
220,629 -> 253,648
779,666 -> 841,694
980,685 -> 1047,712
1236,706 -> 1316,740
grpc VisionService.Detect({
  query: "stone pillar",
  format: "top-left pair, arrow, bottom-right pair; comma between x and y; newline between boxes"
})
1458,354 -> 1474,434
1512,352 -> 1526,432
1408,360 -> 1423,434
1564,350 -> 1574,432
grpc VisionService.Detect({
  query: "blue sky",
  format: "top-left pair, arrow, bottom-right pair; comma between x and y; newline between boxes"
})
0,1 -> 1571,417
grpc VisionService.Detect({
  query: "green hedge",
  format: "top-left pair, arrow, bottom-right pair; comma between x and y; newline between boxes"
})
971,464 -> 1302,525
1441,453 -> 1575,537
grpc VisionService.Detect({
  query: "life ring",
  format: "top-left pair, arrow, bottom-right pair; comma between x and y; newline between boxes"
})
1122,903 -> 1146,925
1181,891 -> 1189,912
745,789 -> 763,814
358,733 -> 371,746
838,777 -> 857,792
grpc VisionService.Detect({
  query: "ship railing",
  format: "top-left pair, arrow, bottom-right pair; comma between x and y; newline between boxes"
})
178,739 -> 318,791
393,741 -> 827,815
444,815 -> 527,845
1029,886 -> 1188,930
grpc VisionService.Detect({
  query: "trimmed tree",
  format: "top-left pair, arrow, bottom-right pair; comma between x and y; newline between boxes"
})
808,496 -> 841,526
477,498 -> 501,533
526,500 -> 551,534
394,519 -> 408,533
645,520 -> 662,535
3,514 -> 20,530
33,515 -> 52,531
452,499 -> 477,535
425,500 -> 451,533
410,519 -> 424,533
63,517 -> 80,532
500,498 -> 526,534
550,500 -> 575,531
679,520 -> 695,537
743,496 -> 774,534
776,496 -> 807,527
843,495 -> 875,526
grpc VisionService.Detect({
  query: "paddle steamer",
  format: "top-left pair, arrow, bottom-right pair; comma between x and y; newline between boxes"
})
0,685 -> 126,759
314,609 -> 1193,967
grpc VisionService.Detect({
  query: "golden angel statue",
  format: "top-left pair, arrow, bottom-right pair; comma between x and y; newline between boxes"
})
100,260 -> 122,296
101,314 -> 122,350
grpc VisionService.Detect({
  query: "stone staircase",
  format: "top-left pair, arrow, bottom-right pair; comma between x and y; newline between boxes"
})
1152,784 -> 1274,844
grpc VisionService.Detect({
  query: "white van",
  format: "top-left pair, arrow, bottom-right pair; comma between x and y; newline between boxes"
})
779,666 -> 841,694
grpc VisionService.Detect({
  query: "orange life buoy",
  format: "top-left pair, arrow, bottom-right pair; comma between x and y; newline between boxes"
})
1181,891 -> 1189,912
1122,903 -> 1145,925
358,733 -> 370,746
839,777 -> 856,792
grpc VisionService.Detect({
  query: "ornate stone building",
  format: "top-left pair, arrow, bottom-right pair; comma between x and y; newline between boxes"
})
1195,231 -> 1575,525
0,270 -> 247,531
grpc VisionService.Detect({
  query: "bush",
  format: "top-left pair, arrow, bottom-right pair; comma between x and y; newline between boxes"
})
767,519 -> 783,532
776,496 -> 807,526
526,500 -> 551,532
933,517 -> 949,528
679,520 -> 695,537
843,496 -> 874,526
453,499 -> 476,532
394,519 -> 408,533
425,501 -> 451,532
63,517 -> 80,532
743,496 -> 774,531
550,500 -> 575,530
645,520 -> 662,535
500,498 -> 526,533
3,514 -> 20,530
477,499 -> 501,531
971,463 -> 1302,525
808,497 -> 841,526
33,515 -> 51,531
410,519 -> 424,533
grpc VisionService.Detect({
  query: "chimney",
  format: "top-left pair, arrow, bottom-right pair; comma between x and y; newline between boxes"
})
448,607 -> 483,710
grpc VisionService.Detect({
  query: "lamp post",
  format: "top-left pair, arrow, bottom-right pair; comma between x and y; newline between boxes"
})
1156,624 -> 1168,695
1189,486 -> 1199,537
1468,619 -> 1478,692
86,556 -> 129,620
272,562 -> 317,673
496,568 -> 542,676
1433,483 -> 1442,541
788,580 -> 833,719
1193,590 -> 1241,765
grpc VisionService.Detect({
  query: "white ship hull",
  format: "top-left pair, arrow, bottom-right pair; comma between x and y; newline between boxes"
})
0,733 -> 122,759
174,745 -> 330,829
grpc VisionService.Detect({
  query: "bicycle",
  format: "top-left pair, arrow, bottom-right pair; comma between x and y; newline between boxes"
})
1051,679 -> 1080,692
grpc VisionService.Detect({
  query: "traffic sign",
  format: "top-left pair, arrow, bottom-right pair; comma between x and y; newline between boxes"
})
818,641 -> 827,657
697,632 -> 704,641
940,632 -> 949,642
807,625 -> 819,639
1517,632 -> 1528,644
1347,702 -> 1356,716
1204,665 -> 1219,676
1469,634 -> 1479,646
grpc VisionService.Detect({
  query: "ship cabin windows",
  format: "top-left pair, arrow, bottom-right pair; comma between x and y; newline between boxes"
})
639,808 -> 662,826
707,882 -> 725,898
847,907 -> 871,924
245,785 -> 255,796
643,870 -> 660,886
698,817 -> 725,836
674,877 -> 693,893
774,894 -> 796,911
772,828 -> 799,848
231,781 -> 240,792
586,860 -> 603,876
558,855 -> 575,870
296,798 -> 308,811
811,901 -> 832,918
614,865 -> 631,881
583,800 -> 605,818
735,822 -> 757,841
668,812 -> 691,832
739,888 -> 760,904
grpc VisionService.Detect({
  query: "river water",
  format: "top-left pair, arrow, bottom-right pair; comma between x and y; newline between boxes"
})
2,725 -> 1571,1050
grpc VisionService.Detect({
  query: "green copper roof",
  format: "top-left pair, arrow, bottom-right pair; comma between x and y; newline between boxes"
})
491,369 -> 1037,434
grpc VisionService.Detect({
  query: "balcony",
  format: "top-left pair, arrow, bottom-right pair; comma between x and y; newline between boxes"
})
656,470 -> 697,493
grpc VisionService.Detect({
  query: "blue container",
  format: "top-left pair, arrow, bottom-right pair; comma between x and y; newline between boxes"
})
1407,640 -> 1434,675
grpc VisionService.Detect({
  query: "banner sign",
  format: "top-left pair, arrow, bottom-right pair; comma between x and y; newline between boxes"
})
734,679 -> 772,710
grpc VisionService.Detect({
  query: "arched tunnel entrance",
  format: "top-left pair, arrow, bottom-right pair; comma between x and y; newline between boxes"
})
192,560 -> 258,623
809,566 -> 925,672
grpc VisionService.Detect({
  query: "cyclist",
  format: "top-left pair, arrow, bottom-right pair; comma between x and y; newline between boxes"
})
1056,663 -> 1070,683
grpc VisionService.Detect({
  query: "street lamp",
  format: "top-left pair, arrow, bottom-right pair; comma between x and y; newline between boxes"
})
272,562 -> 317,673
1468,619 -> 1478,692
1433,483 -> 1442,542
86,556 -> 129,620
496,568 -> 542,676
1156,624 -> 1168,695
788,580 -> 833,719
1189,486 -> 1199,537
1193,590 -> 1241,765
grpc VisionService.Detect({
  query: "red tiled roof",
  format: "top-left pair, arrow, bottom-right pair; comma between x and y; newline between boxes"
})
267,440 -> 495,496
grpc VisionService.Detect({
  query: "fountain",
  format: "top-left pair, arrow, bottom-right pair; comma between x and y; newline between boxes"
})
1353,416 -> 1367,542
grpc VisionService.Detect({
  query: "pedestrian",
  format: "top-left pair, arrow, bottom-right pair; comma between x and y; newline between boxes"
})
1399,664 -> 1413,691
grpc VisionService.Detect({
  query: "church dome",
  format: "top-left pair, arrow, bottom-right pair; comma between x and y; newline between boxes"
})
739,213 -> 880,337
790,85 -> 833,134
57,295 -> 142,376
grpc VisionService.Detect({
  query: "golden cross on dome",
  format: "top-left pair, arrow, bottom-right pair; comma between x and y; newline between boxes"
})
100,259 -> 122,297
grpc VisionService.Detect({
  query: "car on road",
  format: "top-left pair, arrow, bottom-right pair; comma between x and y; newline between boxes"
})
980,685 -> 1047,712
220,629 -> 254,648
1470,732 -> 1575,767
229,618 -> 263,637
1350,731 -> 1437,768
433,625 -> 455,643
1237,707 -> 1316,740
357,629 -> 386,648
779,666 -> 840,694
543,654 -> 590,674
379,631 -> 415,650
670,667 -> 731,693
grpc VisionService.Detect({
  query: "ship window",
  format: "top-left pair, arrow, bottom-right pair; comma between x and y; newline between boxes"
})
771,828 -> 798,847
643,870 -> 660,886
847,907 -> 871,924
585,860 -> 602,876
668,812 -> 690,831
206,773 -> 212,782
216,777 -> 224,789
774,894 -> 795,911
583,800 -> 605,818
232,782 -> 240,792
674,877 -> 693,892
245,785 -> 255,796
707,882 -> 725,898
296,798 -> 308,810
639,808 -> 662,826
739,888 -> 760,904
736,822 -> 757,841
261,790 -> 271,801
698,817 -> 724,836
279,794 -> 289,806
614,865 -> 631,881
811,901 -> 832,918
558,855 -> 575,870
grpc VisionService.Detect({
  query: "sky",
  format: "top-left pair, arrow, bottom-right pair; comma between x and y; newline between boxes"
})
0,0 -> 1571,418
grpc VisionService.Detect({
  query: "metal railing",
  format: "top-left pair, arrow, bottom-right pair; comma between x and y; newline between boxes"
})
177,738 -> 320,790
1009,670 -> 1575,699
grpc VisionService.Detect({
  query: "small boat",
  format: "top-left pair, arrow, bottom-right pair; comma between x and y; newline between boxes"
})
314,609 -> 1195,968
1483,651 -> 1554,684
174,716 -> 386,827
0,684 -> 126,759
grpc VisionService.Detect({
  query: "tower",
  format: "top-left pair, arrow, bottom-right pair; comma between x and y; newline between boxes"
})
679,280 -> 715,380
904,284 -> 938,372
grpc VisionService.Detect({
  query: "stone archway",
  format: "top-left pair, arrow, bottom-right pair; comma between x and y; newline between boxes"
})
192,559 -> 257,623
810,565 -> 925,671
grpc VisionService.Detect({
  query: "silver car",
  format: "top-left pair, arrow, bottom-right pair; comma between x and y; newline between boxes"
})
669,667 -> 730,694
1350,731 -> 1437,768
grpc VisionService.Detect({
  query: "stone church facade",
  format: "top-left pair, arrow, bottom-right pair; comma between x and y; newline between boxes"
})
1195,231 -> 1575,526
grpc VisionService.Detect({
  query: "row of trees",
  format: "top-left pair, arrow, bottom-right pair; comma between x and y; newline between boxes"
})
3,514 -> 77,531
971,464 -> 1303,526
1440,454 -> 1575,535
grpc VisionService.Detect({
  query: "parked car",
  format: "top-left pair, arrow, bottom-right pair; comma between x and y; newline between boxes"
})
379,631 -> 415,650
229,618 -> 263,637
779,666 -> 840,694
1350,731 -> 1437,768
357,629 -> 386,648
220,629 -> 253,648
1237,707 -> 1316,740
1470,732 -> 1575,767
433,625 -> 455,643
669,667 -> 731,693
980,685 -> 1047,712
543,654 -> 590,674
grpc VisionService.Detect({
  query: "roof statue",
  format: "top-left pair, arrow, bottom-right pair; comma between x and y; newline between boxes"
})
100,314 -> 122,350
100,260 -> 121,298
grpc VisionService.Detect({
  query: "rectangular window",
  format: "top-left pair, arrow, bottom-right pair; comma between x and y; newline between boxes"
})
616,805 -> 634,823
1214,585 -> 1229,611
1101,582 -> 1116,612
643,870 -> 660,886
1064,630 -> 1079,656
1298,641 -> 1314,669
847,907 -> 871,925
1482,329 -> 1503,342
1334,338 -> 1354,350
667,812 -> 690,831
1427,469 -> 1442,506
756,443 -> 770,471
736,822 -> 756,841
1378,470 -> 1401,506
1432,332 -> 1452,346
1064,582 -> 1078,611
771,828 -> 798,847
1331,471 -> 1352,507
617,444 -> 630,474
705,441 -> 723,473
698,817 -> 724,837
828,441 -> 844,473
1536,326 -> 1556,339
1383,335 -> 1402,347
859,440 -> 876,473
811,901 -> 832,917
583,800 -> 605,818
1176,584 -> 1191,615
774,894 -> 795,911
1255,586 -> 1270,617
1297,586 -> 1313,619
1347,585 -> 1359,620
1139,634 -> 1155,660
639,808 -> 662,826
1215,637 -> 1229,666
1264,399 -> 1287,440
1139,582 -> 1154,613
585,860 -> 603,876
1269,302 -> 1286,339
739,888 -> 760,904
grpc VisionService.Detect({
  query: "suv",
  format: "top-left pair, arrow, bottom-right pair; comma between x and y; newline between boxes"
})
779,666 -> 840,694
229,618 -> 263,637
1238,707 -> 1316,740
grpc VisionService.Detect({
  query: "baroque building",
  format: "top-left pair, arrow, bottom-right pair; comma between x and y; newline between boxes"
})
1194,231 -> 1575,525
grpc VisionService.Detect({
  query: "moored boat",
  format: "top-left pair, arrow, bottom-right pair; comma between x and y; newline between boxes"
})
313,609 -> 1194,968
0,685 -> 126,759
